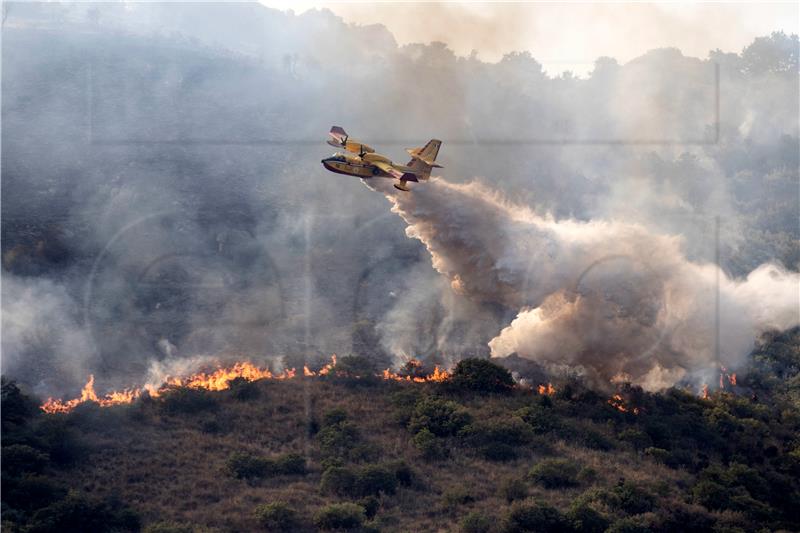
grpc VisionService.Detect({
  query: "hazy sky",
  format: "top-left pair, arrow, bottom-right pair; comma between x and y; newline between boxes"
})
260,1 -> 799,75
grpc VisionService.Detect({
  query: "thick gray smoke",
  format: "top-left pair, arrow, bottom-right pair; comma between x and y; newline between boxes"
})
1,3 -> 797,395
371,178 -> 799,390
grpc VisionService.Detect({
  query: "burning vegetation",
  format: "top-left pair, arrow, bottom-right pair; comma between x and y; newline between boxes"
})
3,328 -> 800,533
40,356 -> 453,414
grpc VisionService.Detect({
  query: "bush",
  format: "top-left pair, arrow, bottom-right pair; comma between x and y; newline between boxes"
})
442,487 -> 475,510
327,355 -> 379,383
644,447 -> 670,463
314,502 -> 365,530
159,387 -> 217,414
387,460 -> 415,487
227,452 -> 269,480
610,482 -> 656,515
515,406 -> 558,434
461,511 -> 493,533
480,442 -> 517,462
414,428 -> 448,460
359,496 -> 380,519
273,453 -> 306,475
226,452 -> 306,480
356,464 -> 398,496
320,466 -> 358,497
500,477 -> 528,503
528,459 -> 580,489
408,396 -> 472,437
617,429 -> 652,451
32,418 -> 87,466
317,421 -> 362,459
1,378 -> 38,431
1,475 -> 66,512
25,492 -> 140,533
606,515 -> 653,533
460,418 -> 534,447
451,359 -> 515,394
565,503 -> 609,533
254,501 -> 298,531
2,444 -> 49,475
228,377 -> 260,401
504,501 -> 569,532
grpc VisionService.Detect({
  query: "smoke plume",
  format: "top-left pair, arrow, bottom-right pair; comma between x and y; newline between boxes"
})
370,178 -> 799,390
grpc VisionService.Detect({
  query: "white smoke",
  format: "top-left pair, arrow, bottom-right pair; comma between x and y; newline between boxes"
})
368,177 -> 799,391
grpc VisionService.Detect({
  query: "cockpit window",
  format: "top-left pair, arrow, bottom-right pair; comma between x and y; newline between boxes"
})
330,153 -> 346,162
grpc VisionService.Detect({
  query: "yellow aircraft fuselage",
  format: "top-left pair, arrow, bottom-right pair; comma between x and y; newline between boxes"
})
321,152 -> 408,179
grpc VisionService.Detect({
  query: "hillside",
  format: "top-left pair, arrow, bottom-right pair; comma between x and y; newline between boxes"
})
2,329 -> 799,533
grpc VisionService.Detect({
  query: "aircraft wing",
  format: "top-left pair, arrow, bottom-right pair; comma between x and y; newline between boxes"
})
373,161 -> 418,182
327,126 -> 348,147
327,125 -> 375,154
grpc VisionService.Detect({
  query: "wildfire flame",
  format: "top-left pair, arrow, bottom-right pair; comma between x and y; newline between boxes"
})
537,383 -> 556,395
40,355 -> 451,414
607,394 -> 640,414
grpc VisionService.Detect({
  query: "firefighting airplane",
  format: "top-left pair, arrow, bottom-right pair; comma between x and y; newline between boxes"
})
321,126 -> 442,191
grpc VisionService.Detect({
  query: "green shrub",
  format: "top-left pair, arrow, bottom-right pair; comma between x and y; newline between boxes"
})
25,492 -> 140,533
606,515 -> 653,533
515,406 -> 558,434
504,501 -> 569,532
228,377 -> 260,401
461,511 -> 493,533
314,502 -> 365,530
2,444 -> 49,475
451,358 -> 515,394
387,460 -> 415,487
1,377 -> 38,431
31,418 -> 87,466
480,442 -> 517,462
580,430 -> 613,451
1,475 -> 66,512
442,487 -> 475,510
617,429 -> 652,451
273,453 -> 306,475
359,496 -> 380,519
226,452 -> 306,480
609,482 -> 656,514
460,418 -> 534,447
500,477 -> 528,503
356,464 -> 398,496
327,355 -> 379,383
644,447 -> 670,463
320,466 -> 358,496
227,452 -> 269,480
159,387 -> 218,414
528,459 -> 580,489
408,396 -> 472,437
414,428 -> 448,460
254,501 -> 298,531
317,421 -> 362,459
565,503 -> 609,533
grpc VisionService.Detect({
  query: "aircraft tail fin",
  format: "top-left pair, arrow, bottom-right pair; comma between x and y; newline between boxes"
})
406,139 -> 443,180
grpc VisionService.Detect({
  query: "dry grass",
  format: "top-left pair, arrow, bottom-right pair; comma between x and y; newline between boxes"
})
46,379 -> 690,532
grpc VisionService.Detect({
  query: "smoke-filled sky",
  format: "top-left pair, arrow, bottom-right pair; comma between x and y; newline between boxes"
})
2,2 -> 798,397
262,1 -> 799,74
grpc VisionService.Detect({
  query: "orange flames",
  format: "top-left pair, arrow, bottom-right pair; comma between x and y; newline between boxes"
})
607,394 -> 640,414
40,355 -> 451,414
537,383 -> 556,395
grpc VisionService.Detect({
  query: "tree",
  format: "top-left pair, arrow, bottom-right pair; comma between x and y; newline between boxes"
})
450,359 -> 514,394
